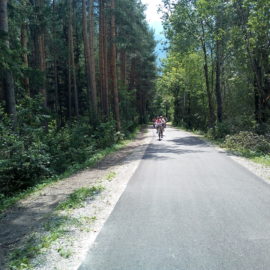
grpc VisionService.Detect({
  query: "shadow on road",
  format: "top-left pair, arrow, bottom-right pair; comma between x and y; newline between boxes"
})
168,136 -> 208,146
142,142 -> 205,160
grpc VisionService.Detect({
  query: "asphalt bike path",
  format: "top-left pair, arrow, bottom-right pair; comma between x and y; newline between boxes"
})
79,127 -> 270,270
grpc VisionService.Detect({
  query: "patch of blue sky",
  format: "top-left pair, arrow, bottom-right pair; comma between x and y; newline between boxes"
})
141,0 -> 167,67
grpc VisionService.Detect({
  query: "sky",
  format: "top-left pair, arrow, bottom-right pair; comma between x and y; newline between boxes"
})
141,0 -> 167,66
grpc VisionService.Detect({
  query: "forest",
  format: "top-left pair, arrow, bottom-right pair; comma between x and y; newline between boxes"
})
0,0 -> 156,197
1,0 -> 270,202
157,0 -> 270,135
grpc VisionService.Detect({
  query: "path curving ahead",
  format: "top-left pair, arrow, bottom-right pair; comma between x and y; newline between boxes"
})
79,127 -> 270,270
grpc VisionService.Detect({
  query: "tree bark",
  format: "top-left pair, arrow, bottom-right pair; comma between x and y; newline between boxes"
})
68,28 -> 72,118
99,0 -> 109,118
120,49 -> 126,85
215,38 -> 223,122
88,0 -> 97,117
21,22 -> 30,94
129,57 -> 136,90
35,0 -> 47,108
52,0 -> 60,125
68,0 -> 79,117
200,22 -> 215,126
110,0 -> 121,130
252,50 -> 270,125
214,11 -> 223,123
82,0 -> 92,115
0,0 -> 16,120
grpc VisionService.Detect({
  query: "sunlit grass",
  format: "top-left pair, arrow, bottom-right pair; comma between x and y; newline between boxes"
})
56,186 -> 104,210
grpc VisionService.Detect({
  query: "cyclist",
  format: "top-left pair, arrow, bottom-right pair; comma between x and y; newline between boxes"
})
160,116 -> 166,132
152,117 -> 157,128
155,117 -> 164,138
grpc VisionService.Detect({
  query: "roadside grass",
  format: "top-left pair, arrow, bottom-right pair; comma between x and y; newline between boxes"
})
221,148 -> 270,166
0,126 -> 142,215
203,135 -> 270,167
106,171 -> 117,181
174,125 -> 270,167
8,186 -> 102,270
56,186 -> 104,210
57,247 -> 73,259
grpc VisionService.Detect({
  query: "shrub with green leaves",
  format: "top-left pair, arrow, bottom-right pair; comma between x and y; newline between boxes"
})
93,120 -> 118,148
0,99 -> 135,197
0,107 -> 52,195
224,131 -> 270,154
45,120 -> 96,174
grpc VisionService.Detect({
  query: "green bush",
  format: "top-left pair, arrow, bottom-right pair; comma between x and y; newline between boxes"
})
46,120 -> 96,173
224,131 -> 270,154
93,120 -> 118,148
0,121 -> 52,195
207,122 -> 231,139
0,98 -> 136,197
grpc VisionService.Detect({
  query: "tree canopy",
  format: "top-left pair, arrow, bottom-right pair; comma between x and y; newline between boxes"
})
157,0 -> 270,135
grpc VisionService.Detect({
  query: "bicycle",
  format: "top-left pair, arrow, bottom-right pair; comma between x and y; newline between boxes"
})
156,124 -> 163,140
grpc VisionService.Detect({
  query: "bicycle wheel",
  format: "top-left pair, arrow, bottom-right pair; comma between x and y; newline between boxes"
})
158,128 -> 162,140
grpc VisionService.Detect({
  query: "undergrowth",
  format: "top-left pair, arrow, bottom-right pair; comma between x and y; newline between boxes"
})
0,125 -> 141,215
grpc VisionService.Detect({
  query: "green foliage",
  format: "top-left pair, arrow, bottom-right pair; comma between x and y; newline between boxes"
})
106,171 -> 117,181
56,186 -> 104,210
0,0 -> 157,216
159,0 -> 270,141
224,131 -> 270,154
0,98 -> 133,198
57,247 -> 72,259
0,105 -> 52,195
93,120 -> 118,148
45,120 -> 96,173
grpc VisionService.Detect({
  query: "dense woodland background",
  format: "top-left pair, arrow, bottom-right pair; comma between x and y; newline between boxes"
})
0,0 -> 156,196
157,0 -> 270,136
1,0 -> 270,199
154,0 -> 270,164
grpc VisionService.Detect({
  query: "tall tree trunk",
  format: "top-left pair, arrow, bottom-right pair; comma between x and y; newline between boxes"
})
103,4 -> 109,116
0,0 -> 16,120
129,57 -> 136,90
120,49 -> 126,85
99,1 -> 104,114
110,0 -> 121,130
252,51 -> 270,125
21,22 -> 30,94
82,0 -> 92,116
254,74 -> 261,123
215,39 -> 223,122
88,0 -> 97,117
36,0 -> 47,108
52,0 -> 60,125
53,59 -> 60,122
215,13 -> 223,123
68,24 -> 72,118
71,28 -> 79,117
99,0 -> 109,118
200,22 -> 215,126
68,0 -> 79,117
187,91 -> 191,129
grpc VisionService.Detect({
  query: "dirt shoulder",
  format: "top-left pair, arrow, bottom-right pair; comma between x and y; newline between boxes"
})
0,128 -> 153,269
